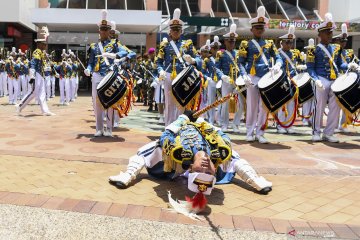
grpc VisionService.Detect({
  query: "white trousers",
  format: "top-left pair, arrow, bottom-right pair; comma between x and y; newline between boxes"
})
8,78 -> 19,104
70,76 -> 77,100
164,73 -> 183,127
246,76 -> 268,137
91,73 -> 114,132
207,79 -> 217,125
59,78 -> 71,103
301,99 -> 314,123
154,82 -> 164,104
312,76 -> 340,136
50,76 -> 56,97
220,81 -> 243,128
18,73 -> 50,114
19,75 -> 27,99
0,72 -> 6,96
45,75 -> 51,99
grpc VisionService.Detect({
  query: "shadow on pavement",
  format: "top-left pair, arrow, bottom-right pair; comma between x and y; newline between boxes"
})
23,114 -> 43,118
232,139 -> 291,150
75,133 -> 125,142
322,142 -> 360,149
147,135 -> 159,141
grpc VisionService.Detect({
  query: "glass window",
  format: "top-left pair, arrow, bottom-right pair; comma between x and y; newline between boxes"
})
88,0 -> 105,9
127,0 -> 144,10
107,0 -> 126,9
68,0 -> 86,8
49,0 -> 67,8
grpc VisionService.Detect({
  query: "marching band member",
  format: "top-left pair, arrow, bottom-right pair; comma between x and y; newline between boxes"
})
154,38 -> 168,124
18,49 -> 28,100
6,48 -> 19,105
301,39 -> 315,127
15,27 -> 55,116
156,8 -> 199,126
145,48 -> 157,112
0,55 -> 5,97
49,56 -> 56,98
333,23 -> 355,133
209,36 -> 222,126
84,10 -> 130,137
215,24 -> 244,133
307,13 -> 353,143
69,50 -> 79,102
198,40 -> 212,120
109,111 -> 272,217
238,6 -> 283,143
55,51 -> 72,106
43,50 -> 52,101
276,25 -> 305,134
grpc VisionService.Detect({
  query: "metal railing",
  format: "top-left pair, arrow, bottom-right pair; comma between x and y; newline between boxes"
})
275,0 -> 289,20
239,0 -> 251,19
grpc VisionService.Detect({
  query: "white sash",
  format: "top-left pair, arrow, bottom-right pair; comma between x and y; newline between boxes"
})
224,50 -> 239,72
98,41 -> 109,66
318,43 -> 339,72
251,39 -> 269,66
169,40 -> 185,66
279,49 -> 296,72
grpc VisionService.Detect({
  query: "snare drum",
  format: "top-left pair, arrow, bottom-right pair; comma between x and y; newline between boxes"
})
172,65 -> 201,107
292,72 -> 314,104
331,72 -> 360,113
258,69 -> 296,113
97,69 -> 129,109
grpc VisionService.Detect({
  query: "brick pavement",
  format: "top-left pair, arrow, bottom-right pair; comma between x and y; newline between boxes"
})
0,94 -> 360,238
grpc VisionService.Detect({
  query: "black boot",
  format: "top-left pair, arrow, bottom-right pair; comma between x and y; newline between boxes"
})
154,104 -> 158,112
143,100 -> 147,106
147,104 -> 153,112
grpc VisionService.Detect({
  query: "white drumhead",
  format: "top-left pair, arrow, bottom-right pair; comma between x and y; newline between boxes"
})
293,72 -> 311,87
235,76 -> 245,86
258,69 -> 284,88
331,72 -> 358,92
97,71 -> 114,90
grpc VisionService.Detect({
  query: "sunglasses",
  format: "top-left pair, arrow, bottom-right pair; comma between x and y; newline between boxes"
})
99,27 -> 110,31
171,28 -> 181,32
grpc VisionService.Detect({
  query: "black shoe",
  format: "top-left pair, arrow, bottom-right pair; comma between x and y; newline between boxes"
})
109,180 -> 127,189
147,105 -> 153,112
143,101 -> 147,106
154,104 -> 158,111
258,187 -> 272,195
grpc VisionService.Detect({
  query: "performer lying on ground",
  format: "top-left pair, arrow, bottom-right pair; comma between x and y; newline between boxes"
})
109,110 -> 272,216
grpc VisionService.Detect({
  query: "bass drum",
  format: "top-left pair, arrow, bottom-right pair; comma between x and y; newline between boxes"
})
292,72 -> 314,104
97,69 -> 128,109
331,72 -> 360,113
172,65 -> 201,107
258,69 -> 296,113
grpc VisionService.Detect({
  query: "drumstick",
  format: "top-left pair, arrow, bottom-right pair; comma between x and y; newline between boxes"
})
193,93 -> 235,118
345,57 -> 357,75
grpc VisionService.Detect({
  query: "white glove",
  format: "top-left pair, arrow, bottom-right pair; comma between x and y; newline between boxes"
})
296,65 -> 307,71
348,62 -> 359,70
159,70 -> 166,80
206,77 -> 212,82
183,54 -> 195,64
244,75 -> 253,87
114,57 -> 126,64
315,80 -> 324,91
150,79 -> 159,88
102,52 -> 117,59
84,69 -> 91,77
272,63 -> 282,73
44,66 -> 51,72
221,75 -> 230,83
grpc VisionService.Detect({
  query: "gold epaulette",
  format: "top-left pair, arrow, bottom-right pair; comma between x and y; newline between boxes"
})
202,57 -> 209,70
238,40 -> 248,58
32,49 -> 42,60
306,47 -> 315,63
215,50 -> 223,61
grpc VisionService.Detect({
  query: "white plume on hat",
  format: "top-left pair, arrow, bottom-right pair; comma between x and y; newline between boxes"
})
173,8 -> 180,20
35,26 -> 50,42
206,39 -> 211,46
223,23 -> 238,38
325,12 -> 332,22
279,24 -> 296,39
162,37 -> 168,43
169,8 -> 184,27
317,12 -> 336,31
249,6 -> 269,25
304,38 -> 315,49
101,9 -> 108,21
258,6 -> 266,18
342,23 -> 348,36
12,47 -> 16,53
110,21 -> 116,31
211,35 -> 221,47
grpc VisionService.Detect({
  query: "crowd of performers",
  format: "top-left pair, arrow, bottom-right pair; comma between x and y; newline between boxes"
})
8,7 -> 360,218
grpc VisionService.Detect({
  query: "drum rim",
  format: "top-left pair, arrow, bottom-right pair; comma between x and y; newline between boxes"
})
171,65 -> 193,86
258,69 -> 284,89
97,71 -> 115,90
293,72 -> 312,87
331,72 -> 358,92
